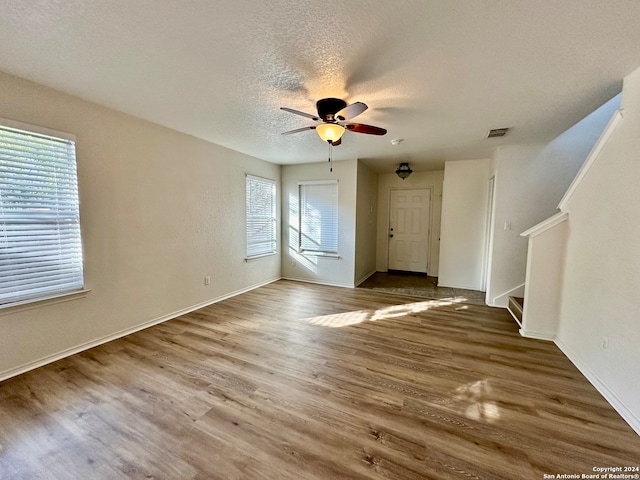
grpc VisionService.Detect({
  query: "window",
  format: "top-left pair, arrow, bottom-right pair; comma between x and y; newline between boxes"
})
245,175 -> 276,258
0,119 -> 84,307
299,180 -> 338,254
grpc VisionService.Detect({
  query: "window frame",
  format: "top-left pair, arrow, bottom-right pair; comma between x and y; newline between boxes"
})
245,174 -> 277,260
0,117 -> 86,310
298,180 -> 339,256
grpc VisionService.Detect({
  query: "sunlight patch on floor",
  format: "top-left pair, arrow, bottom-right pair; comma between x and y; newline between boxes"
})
306,310 -> 370,328
305,298 -> 464,328
451,379 -> 501,423
370,299 -> 460,321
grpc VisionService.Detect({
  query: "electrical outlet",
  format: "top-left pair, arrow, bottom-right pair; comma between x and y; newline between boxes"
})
204,275 -> 211,286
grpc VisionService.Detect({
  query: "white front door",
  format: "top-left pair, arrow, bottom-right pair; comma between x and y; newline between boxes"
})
388,189 -> 430,273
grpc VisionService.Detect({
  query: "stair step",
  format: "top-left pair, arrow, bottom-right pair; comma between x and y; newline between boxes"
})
507,296 -> 524,326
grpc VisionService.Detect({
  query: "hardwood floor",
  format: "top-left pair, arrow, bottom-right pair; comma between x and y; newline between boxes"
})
0,280 -> 638,479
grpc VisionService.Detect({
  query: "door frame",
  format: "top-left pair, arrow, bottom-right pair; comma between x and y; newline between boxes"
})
387,187 -> 433,274
482,174 -> 496,293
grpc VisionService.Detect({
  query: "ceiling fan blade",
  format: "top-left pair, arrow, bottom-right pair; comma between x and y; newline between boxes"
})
281,126 -> 316,135
345,123 -> 387,135
280,107 -> 319,121
336,102 -> 368,121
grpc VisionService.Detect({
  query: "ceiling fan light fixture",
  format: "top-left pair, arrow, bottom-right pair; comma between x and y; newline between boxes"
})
316,123 -> 345,143
395,162 -> 413,180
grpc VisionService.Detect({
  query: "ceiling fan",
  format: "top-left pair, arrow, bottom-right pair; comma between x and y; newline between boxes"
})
280,98 -> 387,146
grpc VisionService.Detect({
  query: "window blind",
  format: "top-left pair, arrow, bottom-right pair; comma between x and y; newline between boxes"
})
0,121 -> 84,306
299,181 -> 338,254
246,175 -> 276,258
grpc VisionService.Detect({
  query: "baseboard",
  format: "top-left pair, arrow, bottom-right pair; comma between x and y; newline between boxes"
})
355,270 -> 377,287
555,337 -> 640,436
0,276 -> 281,382
281,276 -> 354,289
519,328 -> 554,341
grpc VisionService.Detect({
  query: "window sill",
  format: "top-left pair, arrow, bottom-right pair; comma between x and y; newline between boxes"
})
245,252 -> 278,262
299,251 -> 341,259
0,289 -> 91,316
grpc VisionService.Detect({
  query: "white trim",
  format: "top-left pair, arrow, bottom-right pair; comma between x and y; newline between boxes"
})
520,211 -> 568,238
558,109 -> 623,211
0,277 -> 280,382
355,269 -> 377,287
299,251 -> 341,259
481,175 -> 496,292
506,307 -> 522,328
245,251 -> 278,261
281,276 -> 353,289
298,179 -> 339,185
518,328 -> 554,341
245,172 -> 276,183
490,283 -> 525,308
0,289 -> 91,315
0,116 -> 76,141
555,337 -> 640,436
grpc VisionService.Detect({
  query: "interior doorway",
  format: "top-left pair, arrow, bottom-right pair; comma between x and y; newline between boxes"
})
387,188 -> 431,273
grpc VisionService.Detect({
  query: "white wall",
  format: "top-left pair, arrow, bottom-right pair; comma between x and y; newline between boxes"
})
281,159 -> 357,287
376,170 -> 444,275
486,94 -> 620,306
354,161 -> 378,285
556,67 -> 640,432
0,71 -> 281,379
486,144 -> 545,304
520,214 -> 568,340
438,159 -> 490,290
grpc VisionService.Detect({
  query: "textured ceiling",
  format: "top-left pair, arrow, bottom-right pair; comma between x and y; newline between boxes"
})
1,1 -> 640,172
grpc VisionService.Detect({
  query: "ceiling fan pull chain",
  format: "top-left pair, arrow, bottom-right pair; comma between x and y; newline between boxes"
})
329,142 -> 333,172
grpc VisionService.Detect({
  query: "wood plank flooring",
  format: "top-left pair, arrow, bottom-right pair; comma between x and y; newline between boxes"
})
0,280 -> 638,479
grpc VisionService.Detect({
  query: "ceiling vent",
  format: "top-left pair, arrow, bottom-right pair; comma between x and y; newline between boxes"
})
487,128 -> 509,138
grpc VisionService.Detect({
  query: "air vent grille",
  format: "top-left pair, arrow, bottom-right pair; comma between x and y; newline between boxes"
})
487,128 -> 509,138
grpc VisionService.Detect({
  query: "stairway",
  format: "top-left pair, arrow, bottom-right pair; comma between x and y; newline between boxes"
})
507,296 -> 524,327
